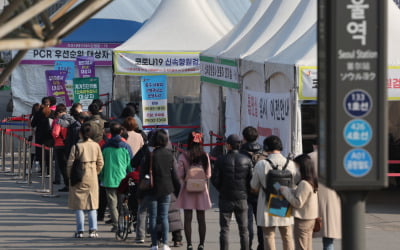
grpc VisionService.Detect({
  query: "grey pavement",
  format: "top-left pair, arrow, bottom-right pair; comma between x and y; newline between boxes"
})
1,163 -> 400,250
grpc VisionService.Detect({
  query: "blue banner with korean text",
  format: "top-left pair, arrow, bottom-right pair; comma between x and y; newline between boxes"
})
141,75 -> 168,126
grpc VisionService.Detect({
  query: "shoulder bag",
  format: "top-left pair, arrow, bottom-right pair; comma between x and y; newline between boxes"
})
70,145 -> 85,186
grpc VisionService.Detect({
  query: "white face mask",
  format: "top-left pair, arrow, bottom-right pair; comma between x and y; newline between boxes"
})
77,108 -> 82,113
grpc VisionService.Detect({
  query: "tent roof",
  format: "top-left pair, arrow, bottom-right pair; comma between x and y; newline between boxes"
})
242,0 -> 316,65
202,0 -> 306,61
264,0 -> 400,73
202,0 -> 273,57
63,0 -> 161,43
114,0 -> 250,52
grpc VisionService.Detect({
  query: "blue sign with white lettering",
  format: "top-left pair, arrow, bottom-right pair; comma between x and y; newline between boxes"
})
344,149 -> 372,177
343,90 -> 372,117
343,119 -> 372,147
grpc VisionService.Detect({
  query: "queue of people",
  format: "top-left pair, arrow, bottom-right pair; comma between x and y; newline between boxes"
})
27,97 -> 341,250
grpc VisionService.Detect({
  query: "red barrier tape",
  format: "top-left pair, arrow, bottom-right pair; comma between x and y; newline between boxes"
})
8,117 -> 29,121
99,93 -> 109,97
5,129 -> 30,132
388,160 -> 400,164
209,131 -> 224,139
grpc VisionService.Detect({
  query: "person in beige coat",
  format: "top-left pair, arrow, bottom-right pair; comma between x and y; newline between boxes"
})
280,154 -> 318,250
309,145 -> 342,250
67,123 -> 104,238
250,136 -> 297,250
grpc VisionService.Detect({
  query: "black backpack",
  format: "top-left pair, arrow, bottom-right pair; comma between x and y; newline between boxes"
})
64,121 -> 81,158
264,158 -> 292,198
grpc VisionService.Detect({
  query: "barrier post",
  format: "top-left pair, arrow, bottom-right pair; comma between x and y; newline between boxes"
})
21,141 -> 32,187
17,138 -> 28,184
13,138 -> 23,180
42,147 -> 59,198
6,133 -> 17,176
1,129 -> 5,172
209,130 -> 214,154
35,145 -> 49,193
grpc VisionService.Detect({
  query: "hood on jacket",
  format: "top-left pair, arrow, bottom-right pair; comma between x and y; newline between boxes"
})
104,135 -> 124,148
57,113 -> 76,128
240,141 -> 262,154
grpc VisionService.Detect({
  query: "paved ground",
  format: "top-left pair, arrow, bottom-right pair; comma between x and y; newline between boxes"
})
1,160 -> 400,250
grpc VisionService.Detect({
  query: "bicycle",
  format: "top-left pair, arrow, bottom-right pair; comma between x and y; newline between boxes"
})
115,178 -> 138,241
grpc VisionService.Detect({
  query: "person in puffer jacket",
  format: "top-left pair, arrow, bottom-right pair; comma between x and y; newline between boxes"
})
212,134 -> 253,250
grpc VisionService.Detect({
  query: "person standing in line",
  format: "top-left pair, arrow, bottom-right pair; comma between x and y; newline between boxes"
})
28,103 -> 40,171
31,97 -> 54,175
212,134 -> 252,250
67,123 -> 104,238
123,116 -> 144,155
70,102 -> 83,121
51,104 -> 69,191
250,135 -> 297,250
100,122 -> 132,232
141,129 -> 175,250
176,132 -> 212,250
240,126 -> 267,250
280,154 -> 318,250
85,103 -> 106,143
308,140 -> 341,250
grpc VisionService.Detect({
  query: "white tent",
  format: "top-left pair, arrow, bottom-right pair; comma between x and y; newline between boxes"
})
112,0 -> 250,142
241,0 -> 400,154
11,0 -> 161,116
200,0 -> 303,153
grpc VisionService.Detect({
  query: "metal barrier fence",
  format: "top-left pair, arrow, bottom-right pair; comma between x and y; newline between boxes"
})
1,115 -> 400,196
0,116 -> 59,198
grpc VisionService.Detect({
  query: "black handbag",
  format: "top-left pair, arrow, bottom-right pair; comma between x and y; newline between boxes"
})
139,152 -> 153,191
70,145 -> 85,186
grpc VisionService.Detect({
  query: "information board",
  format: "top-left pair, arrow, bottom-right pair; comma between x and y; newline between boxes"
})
318,0 -> 387,190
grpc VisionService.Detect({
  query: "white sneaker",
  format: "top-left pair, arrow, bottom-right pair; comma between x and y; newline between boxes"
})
161,244 -> 171,250
89,230 -> 98,238
150,246 -> 158,250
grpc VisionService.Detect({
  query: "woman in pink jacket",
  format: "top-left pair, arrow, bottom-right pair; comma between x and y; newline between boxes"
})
176,132 -> 212,250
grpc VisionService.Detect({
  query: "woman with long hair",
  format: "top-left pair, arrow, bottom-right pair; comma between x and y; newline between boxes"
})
67,123 -> 104,238
280,154 -> 318,250
142,129 -> 175,250
176,132 -> 212,250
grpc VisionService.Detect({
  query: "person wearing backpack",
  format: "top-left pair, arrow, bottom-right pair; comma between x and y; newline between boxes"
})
176,131 -> 212,250
240,126 -> 266,250
250,135 -> 297,250
212,134 -> 253,250
85,103 -> 106,143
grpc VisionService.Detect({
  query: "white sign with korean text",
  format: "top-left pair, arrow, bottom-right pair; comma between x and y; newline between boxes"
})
242,90 -> 292,156
114,51 -> 200,76
298,66 -> 400,100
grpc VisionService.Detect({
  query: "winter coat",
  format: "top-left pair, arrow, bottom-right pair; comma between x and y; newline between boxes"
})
176,152 -> 212,210
126,130 -> 144,155
51,118 -> 67,147
309,151 -> 342,239
31,107 -> 54,146
240,141 -> 266,203
67,139 -> 104,210
157,194 -> 183,232
84,114 -> 105,143
141,147 -> 175,199
100,135 -> 132,188
212,149 -> 253,201
250,153 -> 297,227
281,180 -> 318,220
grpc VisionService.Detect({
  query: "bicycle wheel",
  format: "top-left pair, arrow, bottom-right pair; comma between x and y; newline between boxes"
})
115,203 -> 130,241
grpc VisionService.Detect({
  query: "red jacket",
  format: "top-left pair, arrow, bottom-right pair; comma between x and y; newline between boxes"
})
52,119 -> 68,147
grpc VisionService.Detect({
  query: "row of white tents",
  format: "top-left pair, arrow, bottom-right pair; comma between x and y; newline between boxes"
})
11,0 -> 400,154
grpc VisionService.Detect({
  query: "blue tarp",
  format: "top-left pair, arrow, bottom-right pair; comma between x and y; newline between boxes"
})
62,19 -> 143,43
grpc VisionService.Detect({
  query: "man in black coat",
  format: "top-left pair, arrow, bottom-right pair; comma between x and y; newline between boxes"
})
240,126 -> 266,250
212,134 -> 252,250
